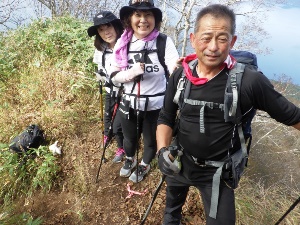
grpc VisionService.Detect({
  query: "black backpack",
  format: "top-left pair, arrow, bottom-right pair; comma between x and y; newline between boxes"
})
9,124 -> 45,154
174,50 -> 258,144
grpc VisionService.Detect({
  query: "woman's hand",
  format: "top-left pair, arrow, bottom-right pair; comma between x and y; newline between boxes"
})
111,62 -> 145,83
173,57 -> 184,71
131,62 -> 145,77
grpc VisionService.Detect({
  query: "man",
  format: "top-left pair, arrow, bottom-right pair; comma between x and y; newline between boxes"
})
156,4 -> 300,225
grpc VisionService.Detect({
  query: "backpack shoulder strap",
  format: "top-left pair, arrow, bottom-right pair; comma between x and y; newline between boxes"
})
102,47 -> 112,68
156,33 -> 169,80
224,62 -> 245,123
226,62 -> 248,164
173,59 -> 197,108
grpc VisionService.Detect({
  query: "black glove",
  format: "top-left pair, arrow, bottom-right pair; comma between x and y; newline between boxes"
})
158,146 -> 182,177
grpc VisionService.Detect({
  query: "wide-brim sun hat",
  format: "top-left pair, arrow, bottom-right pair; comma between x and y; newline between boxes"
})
120,0 -> 162,22
87,11 -> 122,37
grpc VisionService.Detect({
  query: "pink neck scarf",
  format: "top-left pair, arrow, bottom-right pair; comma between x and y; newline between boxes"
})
182,53 -> 236,85
113,28 -> 160,69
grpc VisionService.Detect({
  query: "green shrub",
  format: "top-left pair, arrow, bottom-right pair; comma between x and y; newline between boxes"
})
0,16 -> 98,142
0,17 -> 94,76
0,210 -> 43,225
0,145 -> 60,202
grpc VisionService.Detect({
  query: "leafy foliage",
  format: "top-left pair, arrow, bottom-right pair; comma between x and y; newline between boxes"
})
0,17 -> 94,84
0,16 -> 97,142
0,209 -> 43,225
0,145 -> 60,201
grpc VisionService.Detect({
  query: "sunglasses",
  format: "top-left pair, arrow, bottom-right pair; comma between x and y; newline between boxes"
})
129,0 -> 154,6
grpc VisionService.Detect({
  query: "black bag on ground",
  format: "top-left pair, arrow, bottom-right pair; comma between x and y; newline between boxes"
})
9,124 -> 45,154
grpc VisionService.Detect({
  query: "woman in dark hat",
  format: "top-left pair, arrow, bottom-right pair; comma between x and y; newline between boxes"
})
87,11 -> 125,163
110,0 -> 179,183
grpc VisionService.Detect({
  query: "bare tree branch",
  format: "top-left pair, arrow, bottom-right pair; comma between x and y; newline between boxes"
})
157,0 -> 282,56
0,0 -> 27,29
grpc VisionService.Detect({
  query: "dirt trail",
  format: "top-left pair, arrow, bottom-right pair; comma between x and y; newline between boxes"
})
17,126 -> 204,225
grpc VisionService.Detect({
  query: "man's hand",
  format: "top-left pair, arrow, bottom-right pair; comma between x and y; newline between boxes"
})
158,147 -> 182,177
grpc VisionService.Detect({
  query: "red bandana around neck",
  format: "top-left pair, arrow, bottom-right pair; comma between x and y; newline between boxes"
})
182,53 -> 237,86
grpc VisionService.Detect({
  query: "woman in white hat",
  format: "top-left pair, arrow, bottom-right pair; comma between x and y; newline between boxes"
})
87,11 -> 125,163
110,0 -> 179,183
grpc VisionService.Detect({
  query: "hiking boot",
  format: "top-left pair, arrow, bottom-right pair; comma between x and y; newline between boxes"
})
112,148 -> 125,163
120,158 -> 137,177
129,164 -> 150,183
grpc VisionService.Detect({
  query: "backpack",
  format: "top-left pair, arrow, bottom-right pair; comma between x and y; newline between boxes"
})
174,50 -> 257,143
230,50 -> 258,70
9,124 -> 45,154
229,50 -> 257,137
173,50 -> 258,219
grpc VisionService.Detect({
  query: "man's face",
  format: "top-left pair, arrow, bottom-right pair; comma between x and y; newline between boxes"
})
190,14 -> 237,70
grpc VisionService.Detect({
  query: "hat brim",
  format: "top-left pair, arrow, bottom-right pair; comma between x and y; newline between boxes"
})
87,19 -> 122,37
87,26 -> 99,37
120,6 -> 162,22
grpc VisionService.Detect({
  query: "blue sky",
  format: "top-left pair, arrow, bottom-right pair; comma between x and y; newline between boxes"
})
256,1 -> 300,85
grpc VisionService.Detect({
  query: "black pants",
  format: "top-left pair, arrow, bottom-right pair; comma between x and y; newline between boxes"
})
163,177 -> 235,225
120,108 -> 159,164
104,91 -> 123,148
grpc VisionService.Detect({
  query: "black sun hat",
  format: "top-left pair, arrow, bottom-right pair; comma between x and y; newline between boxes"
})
87,11 -> 122,37
120,0 -> 162,22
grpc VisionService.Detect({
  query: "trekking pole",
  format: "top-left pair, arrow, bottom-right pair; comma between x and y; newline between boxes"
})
135,55 -> 145,184
136,79 -> 141,184
95,85 -> 123,183
94,69 -> 106,153
140,174 -> 166,225
274,196 -> 300,225
95,77 -> 105,183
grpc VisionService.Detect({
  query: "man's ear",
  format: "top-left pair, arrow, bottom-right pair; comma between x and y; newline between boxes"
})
190,33 -> 196,49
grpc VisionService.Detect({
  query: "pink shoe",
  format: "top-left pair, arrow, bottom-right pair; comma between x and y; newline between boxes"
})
112,148 -> 125,163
